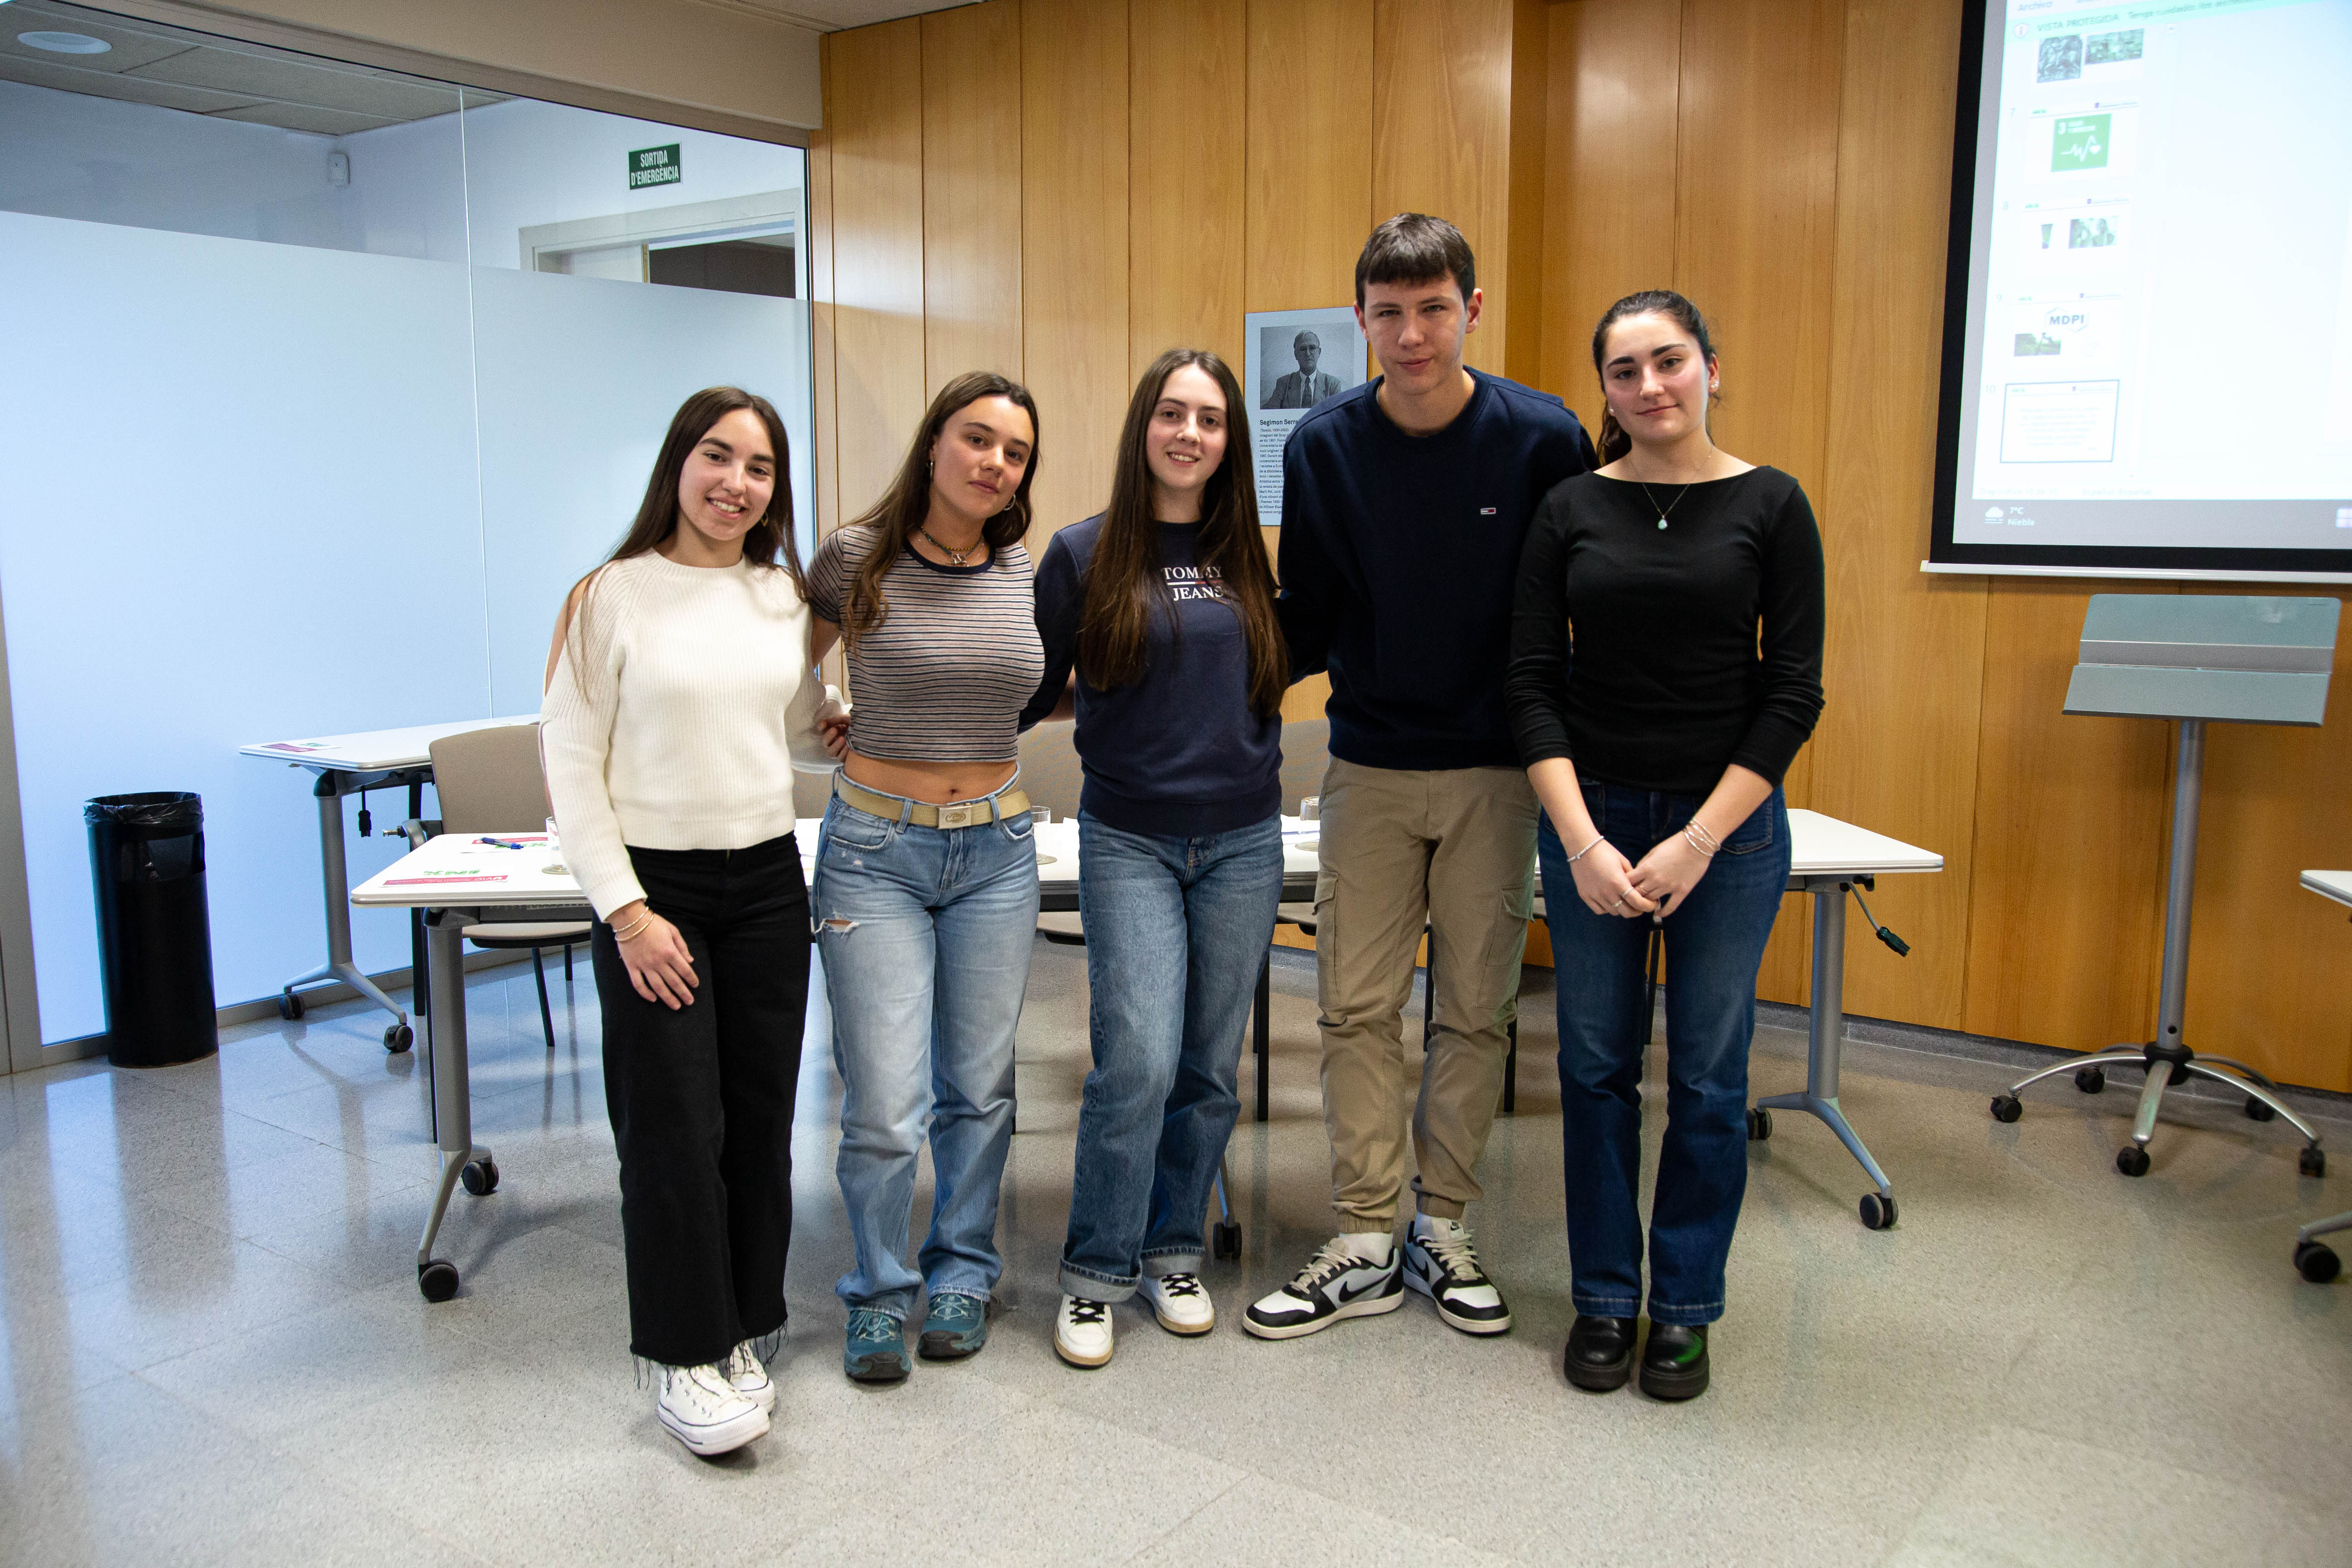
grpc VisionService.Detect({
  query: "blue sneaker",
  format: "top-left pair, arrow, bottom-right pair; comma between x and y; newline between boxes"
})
843,1308 -> 909,1385
917,1290 -> 991,1360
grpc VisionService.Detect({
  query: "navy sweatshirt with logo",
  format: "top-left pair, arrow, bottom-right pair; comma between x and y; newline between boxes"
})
1276,370 -> 1597,771
1018,515 -> 1282,837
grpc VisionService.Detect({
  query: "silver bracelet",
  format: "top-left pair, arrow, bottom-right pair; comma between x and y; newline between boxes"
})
1681,820 -> 1719,857
1565,834 -> 1605,863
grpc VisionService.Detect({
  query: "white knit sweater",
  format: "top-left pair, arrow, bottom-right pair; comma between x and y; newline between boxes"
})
540,552 -> 830,921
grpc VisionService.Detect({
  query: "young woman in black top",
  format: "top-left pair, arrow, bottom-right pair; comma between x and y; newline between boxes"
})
1505,291 -> 1824,1401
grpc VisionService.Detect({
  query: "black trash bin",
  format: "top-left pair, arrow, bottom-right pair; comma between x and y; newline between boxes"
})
86,792 -> 217,1067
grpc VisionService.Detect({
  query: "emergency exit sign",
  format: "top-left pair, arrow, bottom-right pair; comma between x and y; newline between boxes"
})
628,144 -> 681,189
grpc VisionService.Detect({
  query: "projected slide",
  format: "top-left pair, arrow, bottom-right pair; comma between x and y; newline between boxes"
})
1936,0 -> 2352,573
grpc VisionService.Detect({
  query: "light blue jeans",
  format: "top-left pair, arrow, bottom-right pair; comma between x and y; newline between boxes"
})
814,785 -> 1040,1320
1059,813 -> 1284,1301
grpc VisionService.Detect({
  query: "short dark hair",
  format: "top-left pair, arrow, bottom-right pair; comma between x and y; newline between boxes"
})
1354,213 -> 1476,308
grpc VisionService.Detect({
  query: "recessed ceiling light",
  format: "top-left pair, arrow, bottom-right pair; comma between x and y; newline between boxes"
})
19,31 -> 111,54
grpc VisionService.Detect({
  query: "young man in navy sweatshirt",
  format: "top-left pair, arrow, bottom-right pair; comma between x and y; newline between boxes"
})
1246,214 -> 1596,1343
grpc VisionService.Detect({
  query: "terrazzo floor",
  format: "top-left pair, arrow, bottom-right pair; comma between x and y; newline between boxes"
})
1,941 -> 2347,1567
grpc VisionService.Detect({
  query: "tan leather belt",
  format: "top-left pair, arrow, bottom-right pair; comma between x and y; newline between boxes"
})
832,773 -> 1031,830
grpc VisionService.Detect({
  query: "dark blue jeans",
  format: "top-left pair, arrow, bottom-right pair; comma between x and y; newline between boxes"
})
1059,812 -> 1283,1300
1537,781 -> 1790,1327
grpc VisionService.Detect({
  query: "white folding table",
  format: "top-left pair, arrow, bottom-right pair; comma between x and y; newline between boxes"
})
241,716 -> 537,1049
354,808 -> 1939,1297
1748,809 -> 1943,1229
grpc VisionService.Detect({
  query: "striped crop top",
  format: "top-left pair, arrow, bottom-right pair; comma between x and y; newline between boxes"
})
807,522 -> 1045,763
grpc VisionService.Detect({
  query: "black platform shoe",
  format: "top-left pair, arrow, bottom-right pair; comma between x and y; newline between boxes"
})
1562,1315 -> 1637,1392
1638,1323 -> 1709,1400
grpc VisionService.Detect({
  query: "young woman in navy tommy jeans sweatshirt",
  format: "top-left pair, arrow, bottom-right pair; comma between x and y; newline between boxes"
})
1019,348 -> 1288,1370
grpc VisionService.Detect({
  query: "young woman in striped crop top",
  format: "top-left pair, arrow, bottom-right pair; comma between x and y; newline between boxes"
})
803,370 -> 1047,1386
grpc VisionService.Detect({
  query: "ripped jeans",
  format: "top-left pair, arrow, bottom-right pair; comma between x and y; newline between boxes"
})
813,787 -> 1040,1320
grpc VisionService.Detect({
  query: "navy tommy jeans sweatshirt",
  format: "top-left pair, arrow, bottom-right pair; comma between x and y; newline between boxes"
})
1019,514 -> 1283,836
1275,370 -> 1597,771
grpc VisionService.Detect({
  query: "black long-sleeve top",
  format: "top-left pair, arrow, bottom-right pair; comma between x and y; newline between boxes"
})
1505,467 -> 1825,795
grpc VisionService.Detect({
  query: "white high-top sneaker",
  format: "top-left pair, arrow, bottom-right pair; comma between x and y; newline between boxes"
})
726,1341 -> 776,1414
1138,1271 -> 1215,1335
1402,1213 -> 1512,1335
657,1362 -> 770,1456
1054,1295 -> 1114,1368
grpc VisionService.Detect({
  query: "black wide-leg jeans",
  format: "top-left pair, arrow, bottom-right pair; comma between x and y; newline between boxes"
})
592,832 -> 810,1369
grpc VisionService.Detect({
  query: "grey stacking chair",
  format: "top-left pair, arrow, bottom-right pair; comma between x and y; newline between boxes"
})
406,723 -> 593,1051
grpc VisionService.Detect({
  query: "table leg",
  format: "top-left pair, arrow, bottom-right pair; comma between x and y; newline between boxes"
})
416,912 -> 491,1300
285,778 -> 409,1031
1753,881 -> 1895,1209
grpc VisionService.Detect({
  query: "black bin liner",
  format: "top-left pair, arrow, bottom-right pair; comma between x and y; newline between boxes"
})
86,792 -> 217,1067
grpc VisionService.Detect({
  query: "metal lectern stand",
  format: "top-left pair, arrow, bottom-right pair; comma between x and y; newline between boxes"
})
1989,595 -> 2340,1177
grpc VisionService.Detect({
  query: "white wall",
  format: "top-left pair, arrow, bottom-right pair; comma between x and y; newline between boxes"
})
0,211 -> 488,1044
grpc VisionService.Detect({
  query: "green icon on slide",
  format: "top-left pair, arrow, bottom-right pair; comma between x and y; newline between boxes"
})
2052,115 -> 2110,171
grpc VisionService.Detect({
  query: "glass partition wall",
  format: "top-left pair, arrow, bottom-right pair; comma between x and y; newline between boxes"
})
0,2 -> 812,1055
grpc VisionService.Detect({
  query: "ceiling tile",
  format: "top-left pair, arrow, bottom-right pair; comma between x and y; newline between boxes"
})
0,2 -> 200,73
0,53 -> 263,113
127,48 -> 459,120
207,101 -> 401,136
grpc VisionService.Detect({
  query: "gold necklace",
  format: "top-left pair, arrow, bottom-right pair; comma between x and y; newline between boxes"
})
1637,481 -> 1695,531
918,525 -> 982,565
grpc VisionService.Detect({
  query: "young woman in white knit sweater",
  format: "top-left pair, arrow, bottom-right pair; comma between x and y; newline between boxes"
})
541,386 -> 838,1459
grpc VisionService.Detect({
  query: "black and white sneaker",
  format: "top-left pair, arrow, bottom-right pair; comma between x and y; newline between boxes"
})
1403,1214 -> 1512,1335
1243,1238 -> 1403,1340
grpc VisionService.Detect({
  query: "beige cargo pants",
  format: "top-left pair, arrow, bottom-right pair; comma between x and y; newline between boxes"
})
1313,757 -> 1538,1230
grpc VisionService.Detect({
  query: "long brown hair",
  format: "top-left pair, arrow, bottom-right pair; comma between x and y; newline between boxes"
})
1590,289 -> 1718,465
558,385 -> 801,693
1078,349 -> 1286,718
840,370 -> 1041,649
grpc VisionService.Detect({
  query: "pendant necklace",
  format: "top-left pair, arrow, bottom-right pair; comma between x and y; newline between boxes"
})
1638,481 -> 1695,531
919,525 -> 979,565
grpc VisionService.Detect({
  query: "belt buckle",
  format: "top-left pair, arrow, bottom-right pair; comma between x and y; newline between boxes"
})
937,802 -> 977,830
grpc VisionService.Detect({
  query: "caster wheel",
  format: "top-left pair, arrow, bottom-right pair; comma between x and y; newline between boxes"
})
1990,1095 -> 2023,1124
278,989 -> 306,1022
2245,1096 -> 2276,1123
383,1022 -> 413,1054
2116,1145 -> 2151,1178
1746,1108 -> 1773,1142
460,1157 -> 499,1196
1859,1192 -> 1898,1230
1212,1220 -> 1241,1261
2294,1241 -> 2342,1284
2074,1066 -> 2106,1094
2300,1146 -> 2326,1178
418,1259 -> 459,1302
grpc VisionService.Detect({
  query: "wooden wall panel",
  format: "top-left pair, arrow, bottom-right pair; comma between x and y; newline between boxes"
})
822,0 -> 2352,1089
1962,584 -> 2172,1051
1371,0 -> 1515,372
826,18 -> 927,525
921,0 -> 1023,399
1813,0 -> 1980,1029
2181,591 -> 2352,1091
1539,0 -> 1680,411
1020,0 -> 1128,542
1245,0 -> 1374,315
1130,0 -> 1246,377
1673,0 -> 1844,1003
1502,0 -> 1550,386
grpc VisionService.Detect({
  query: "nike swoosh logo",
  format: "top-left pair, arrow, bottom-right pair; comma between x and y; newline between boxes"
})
1333,1273 -> 1388,1304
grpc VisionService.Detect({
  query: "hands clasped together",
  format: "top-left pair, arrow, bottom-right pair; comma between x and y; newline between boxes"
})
1568,823 -> 1717,921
